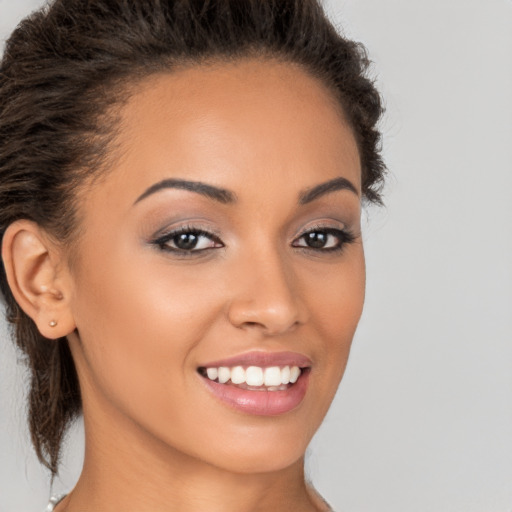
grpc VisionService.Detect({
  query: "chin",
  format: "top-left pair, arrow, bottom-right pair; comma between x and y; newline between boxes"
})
207,443 -> 308,475
184,418 -> 317,476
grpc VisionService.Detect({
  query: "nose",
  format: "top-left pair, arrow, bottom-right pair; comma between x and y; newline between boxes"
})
226,249 -> 307,336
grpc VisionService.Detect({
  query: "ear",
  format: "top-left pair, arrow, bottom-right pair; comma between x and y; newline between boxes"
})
2,220 -> 76,339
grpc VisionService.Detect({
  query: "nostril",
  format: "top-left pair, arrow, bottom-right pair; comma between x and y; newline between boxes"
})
238,319 -> 301,336
237,320 -> 269,332
226,288 -> 305,334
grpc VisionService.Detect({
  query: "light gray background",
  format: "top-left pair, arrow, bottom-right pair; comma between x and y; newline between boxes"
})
1,1 -> 511,511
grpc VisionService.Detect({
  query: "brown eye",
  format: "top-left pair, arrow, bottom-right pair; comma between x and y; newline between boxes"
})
153,228 -> 223,253
293,227 -> 353,252
173,232 -> 202,250
303,232 -> 330,249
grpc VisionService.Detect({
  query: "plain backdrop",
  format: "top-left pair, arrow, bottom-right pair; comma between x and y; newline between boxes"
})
0,1 -> 511,511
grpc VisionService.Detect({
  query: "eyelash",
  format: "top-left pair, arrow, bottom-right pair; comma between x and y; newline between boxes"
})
152,225 -> 223,255
292,225 -> 356,253
151,224 -> 356,256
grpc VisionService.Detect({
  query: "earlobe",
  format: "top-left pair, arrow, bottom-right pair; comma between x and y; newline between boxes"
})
1,220 -> 76,339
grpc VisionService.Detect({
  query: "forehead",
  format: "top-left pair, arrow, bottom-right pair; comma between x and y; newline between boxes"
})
89,59 -> 361,208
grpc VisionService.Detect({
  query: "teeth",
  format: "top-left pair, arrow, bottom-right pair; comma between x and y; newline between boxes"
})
246,366 -> 264,386
281,365 -> 290,385
230,366 -> 245,384
206,367 -> 218,381
203,364 -> 303,389
264,366 -> 281,386
289,366 -> 301,384
218,367 -> 230,384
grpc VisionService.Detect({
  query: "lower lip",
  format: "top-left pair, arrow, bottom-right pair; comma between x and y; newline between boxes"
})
200,371 -> 310,416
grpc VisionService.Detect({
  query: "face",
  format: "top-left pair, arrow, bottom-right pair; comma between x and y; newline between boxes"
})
65,59 -> 365,474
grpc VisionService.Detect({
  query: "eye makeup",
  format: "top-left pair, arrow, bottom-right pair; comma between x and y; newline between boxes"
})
151,224 -> 224,255
292,224 -> 356,253
147,221 -> 356,259
139,192 -> 360,260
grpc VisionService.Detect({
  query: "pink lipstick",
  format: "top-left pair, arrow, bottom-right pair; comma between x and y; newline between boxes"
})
198,351 -> 311,416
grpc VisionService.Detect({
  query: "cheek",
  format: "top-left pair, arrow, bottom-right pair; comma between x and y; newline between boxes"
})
313,244 -> 365,317
305,245 -> 365,372
68,246 -> 226,415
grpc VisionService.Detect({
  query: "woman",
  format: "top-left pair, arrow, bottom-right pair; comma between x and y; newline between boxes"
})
0,0 -> 385,510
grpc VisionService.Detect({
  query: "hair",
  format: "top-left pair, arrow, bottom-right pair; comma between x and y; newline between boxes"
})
0,0 -> 385,476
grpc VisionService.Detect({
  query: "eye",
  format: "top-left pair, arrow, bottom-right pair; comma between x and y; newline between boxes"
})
152,227 -> 223,254
292,227 -> 354,252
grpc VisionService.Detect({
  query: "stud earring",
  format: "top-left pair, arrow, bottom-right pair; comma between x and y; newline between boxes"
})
49,320 -> 57,327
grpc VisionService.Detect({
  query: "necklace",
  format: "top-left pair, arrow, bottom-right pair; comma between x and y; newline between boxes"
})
45,494 -> 67,512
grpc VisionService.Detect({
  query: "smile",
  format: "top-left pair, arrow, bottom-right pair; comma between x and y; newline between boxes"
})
199,365 -> 303,390
198,352 -> 311,416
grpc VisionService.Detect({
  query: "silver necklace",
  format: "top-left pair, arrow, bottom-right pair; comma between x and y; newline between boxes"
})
45,494 -> 67,512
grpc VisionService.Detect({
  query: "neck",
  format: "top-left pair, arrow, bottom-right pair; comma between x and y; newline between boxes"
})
58,401 -> 327,512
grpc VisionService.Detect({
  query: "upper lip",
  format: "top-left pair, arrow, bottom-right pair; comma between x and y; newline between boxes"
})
199,351 -> 312,369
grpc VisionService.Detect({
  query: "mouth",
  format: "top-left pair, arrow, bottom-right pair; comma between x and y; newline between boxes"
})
197,352 -> 311,416
198,364 -> 306,391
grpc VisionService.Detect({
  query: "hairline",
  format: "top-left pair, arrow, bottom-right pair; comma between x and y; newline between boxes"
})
65,54 -> 359,270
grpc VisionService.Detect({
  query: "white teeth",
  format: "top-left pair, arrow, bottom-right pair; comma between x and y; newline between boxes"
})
289,366 -> 301,384
246,366 -> 264,386
264,366 -> 282,387
218,367 -> 230,384
203,364 -> 303,388
206,367 -> 218,381
230,366 -> 245,384
281,365 -> 290,385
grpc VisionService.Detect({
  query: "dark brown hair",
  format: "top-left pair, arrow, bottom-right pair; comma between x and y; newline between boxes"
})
0,0 -> 385,476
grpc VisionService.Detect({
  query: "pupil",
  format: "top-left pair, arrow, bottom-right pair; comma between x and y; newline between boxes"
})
306,232 -> 327,248
175,233 -> 198,250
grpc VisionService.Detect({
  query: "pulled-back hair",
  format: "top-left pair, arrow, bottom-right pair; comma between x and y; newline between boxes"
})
0,0 -> 385,476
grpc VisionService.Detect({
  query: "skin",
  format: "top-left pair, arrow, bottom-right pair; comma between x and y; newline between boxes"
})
3,59 -> 364,511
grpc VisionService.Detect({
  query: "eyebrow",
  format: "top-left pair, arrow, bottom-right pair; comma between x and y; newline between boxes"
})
134,175 -> 359,206
298,176 -> 359,204
134,178 -> 236,205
